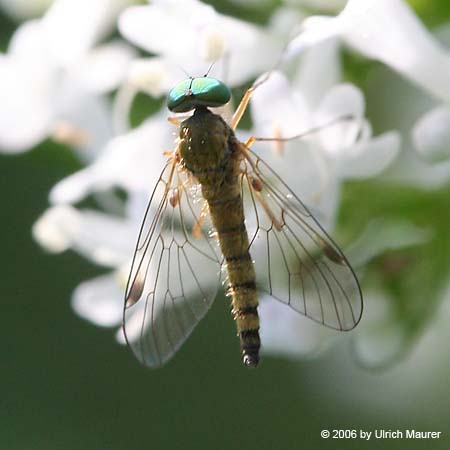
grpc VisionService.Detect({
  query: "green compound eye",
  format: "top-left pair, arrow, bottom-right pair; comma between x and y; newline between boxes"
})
167,77 -> 231,113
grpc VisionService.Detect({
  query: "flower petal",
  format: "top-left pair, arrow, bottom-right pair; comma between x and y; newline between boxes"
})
316,83 -> 364,122
293,38 -> 341,107
119,1 -> 216,62
259,295 -> 340,358
8,19 -> 51,65
50,112 -> 170,203
33,205 -> 135,266
341,0 -> 450,102
387,148 -> 450,190
353,290 -> 407,369
0,56 -> 52,152
72,272 -> 124,327
41,0 -> 125,65
314,83 -> 366,155
250,72 -> 342,222
335,131 -> 401,179
287,0 -> 450,103
53,86 -> 113,160
285,15 -> 343,59
125,57 -> 181,97
71,40 -> 136,93
48,167 -> 96,205
32,205 -> 81,253
345,218 -> 431,269
251,71 -> 312,136
119,0 -> 281,85
364,56 -> 450,189
0,0 -> 53,20
412,105 -> 450,164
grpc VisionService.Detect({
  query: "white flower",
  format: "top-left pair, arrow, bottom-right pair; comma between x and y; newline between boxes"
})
0,0 -> 53,20
113,0 -> 291,134
262,216 -> 432,364
32,205 -> 82,253
285,0 -> 450,192
49,111 -> 171,204
278,0 -> 450,190
306,289 -> 450,422
412,106 -> 450,164
112,57 -> 187,134
33,194 -> 148,333
0,0 -> 136,154
286,0 -> 450,103
352,289 -> 404,368
259,297 -> 341,359
243,39 -> 399,357
124,57 -> 181,98
42,22 -> 401,360
118,0 -> 284,86
30,0 -> 436,366
43,42 -> 397,363
36,185 -> 344,354
72,273 -> 125,327
345,219 -> 431,270
345,218 -> 431,368
249,68 -> 399,229
0,0 -> 136,22
33,203 -> 135,266
353,23 -> 450,190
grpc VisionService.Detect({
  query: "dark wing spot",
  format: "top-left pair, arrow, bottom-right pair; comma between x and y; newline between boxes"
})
321,240 -> 345,265
126,274 -> 145,307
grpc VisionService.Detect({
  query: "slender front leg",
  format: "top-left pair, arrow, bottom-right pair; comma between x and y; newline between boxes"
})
167,117 -> 181,126
231,39 -> 293,130
244,114 -> 354,148
231,72 -> 273,130
241,117 -> 355,206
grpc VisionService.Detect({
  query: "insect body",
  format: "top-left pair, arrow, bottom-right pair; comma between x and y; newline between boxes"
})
180,106 -> 260,366
123,75 -> 363,368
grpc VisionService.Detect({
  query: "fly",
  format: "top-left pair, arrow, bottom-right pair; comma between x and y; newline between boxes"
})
123,74 -> 363,368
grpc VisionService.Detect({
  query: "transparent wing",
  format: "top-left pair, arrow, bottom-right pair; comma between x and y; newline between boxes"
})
242,147 -> 363,331
123,158 -> 222,367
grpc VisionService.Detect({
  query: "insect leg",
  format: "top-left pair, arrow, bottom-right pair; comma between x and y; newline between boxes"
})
168,112 -> 194,126
244,115 -> 355,148
237,144 -> 284,232
242,120 -> 357,205
231,72 -> 273,130
192,202 -> 208,239
167,117 -> 181,126
243,128 -> 331,203
231,37 -> 301,130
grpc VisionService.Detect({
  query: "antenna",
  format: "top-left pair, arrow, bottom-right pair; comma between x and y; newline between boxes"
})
204,60 -> 217,77
176,63 -> 191,78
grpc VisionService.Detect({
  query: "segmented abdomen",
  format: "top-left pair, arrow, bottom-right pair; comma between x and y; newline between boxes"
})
179,107 -> 260,367
207,187 -> 260,368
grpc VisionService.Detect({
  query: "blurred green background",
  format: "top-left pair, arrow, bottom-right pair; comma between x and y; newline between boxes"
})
1,1 -> 450,449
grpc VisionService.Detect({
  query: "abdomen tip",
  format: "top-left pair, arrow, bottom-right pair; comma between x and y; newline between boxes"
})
243,353 -> 259,368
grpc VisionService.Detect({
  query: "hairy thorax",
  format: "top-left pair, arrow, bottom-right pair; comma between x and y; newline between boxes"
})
179,108 -> 242,201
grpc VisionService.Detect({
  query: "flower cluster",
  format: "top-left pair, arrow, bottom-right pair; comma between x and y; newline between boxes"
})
3,0 -> 450,369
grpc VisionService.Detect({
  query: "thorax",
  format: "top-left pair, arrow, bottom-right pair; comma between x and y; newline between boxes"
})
179,108 -> 235,177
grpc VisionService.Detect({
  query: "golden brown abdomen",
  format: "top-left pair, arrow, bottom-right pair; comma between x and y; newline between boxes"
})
207,188 -> 260,368
179,107 -> 260,367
